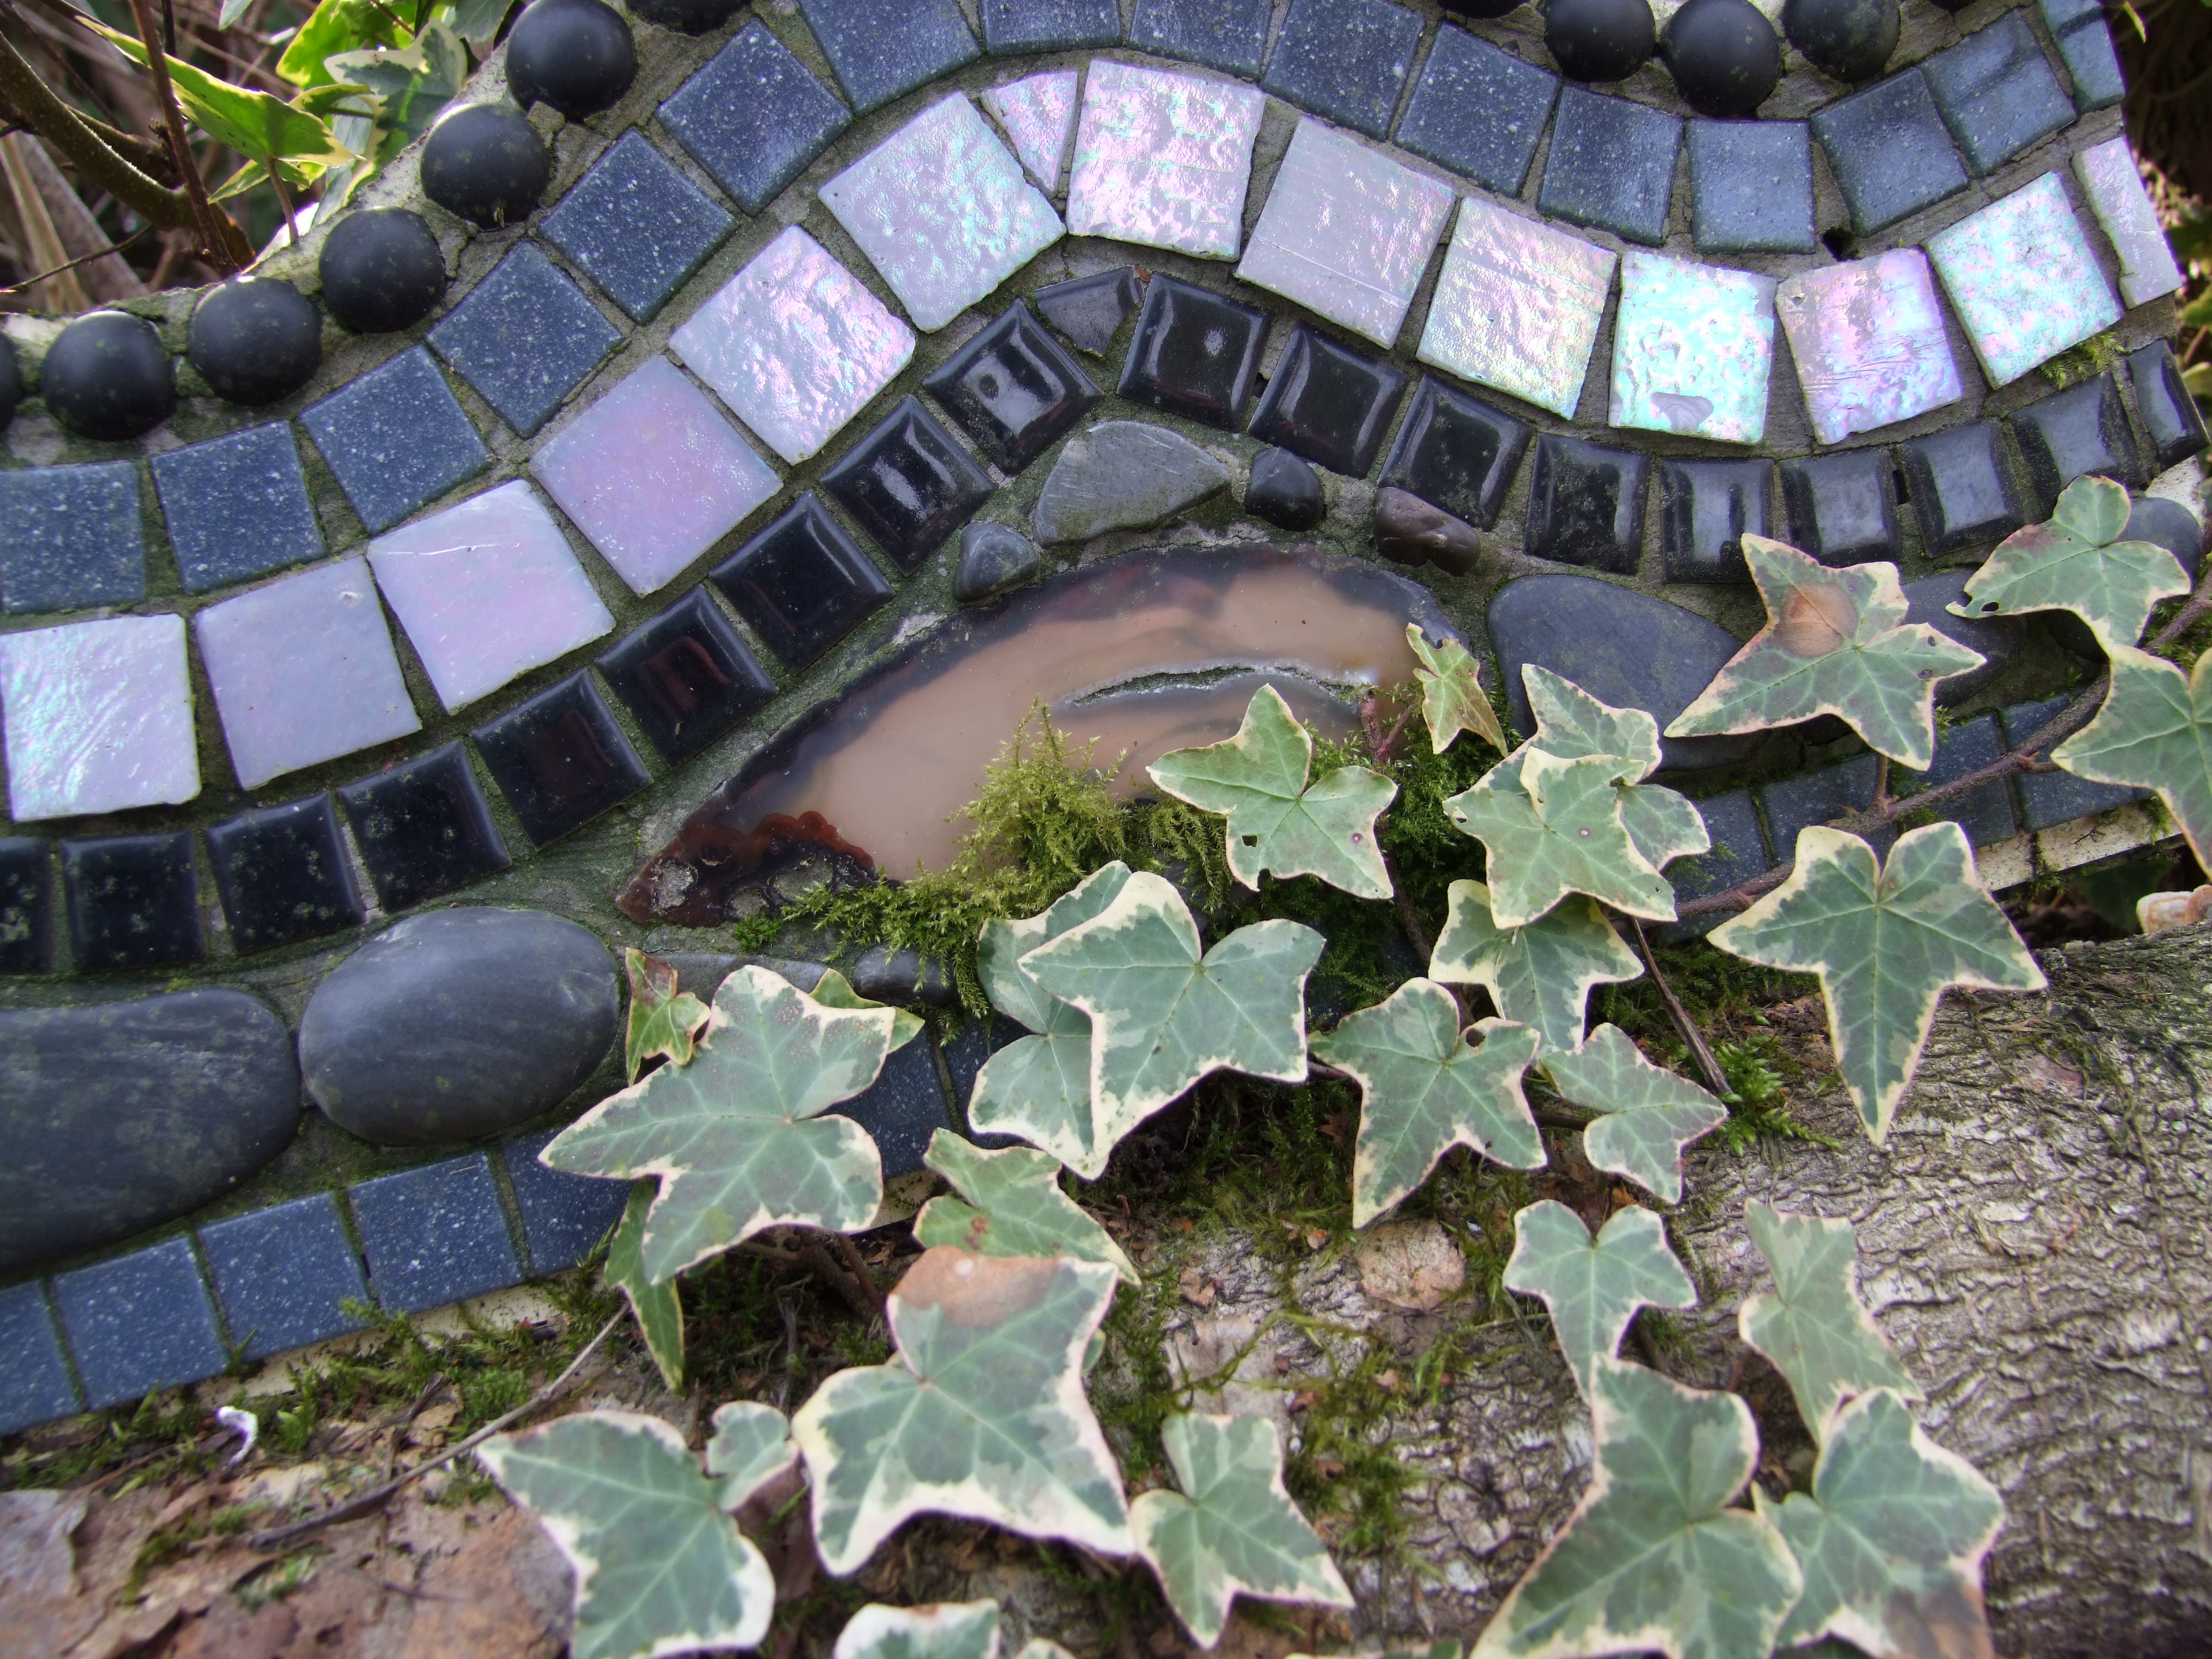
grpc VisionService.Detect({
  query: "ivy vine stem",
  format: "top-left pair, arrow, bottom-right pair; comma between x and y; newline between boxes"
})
1629,918 -> 1732,1100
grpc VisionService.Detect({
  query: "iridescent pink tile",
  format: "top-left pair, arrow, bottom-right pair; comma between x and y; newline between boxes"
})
0,615 -> 198,821
1064,61 -> 1265,260
2075,138 -> 2184,308
983,70 -> 1078,191
1416,197 -> 1616,419
1775,249 -> 1964,445
532,357 -> 781,596
1608,251 -> 1775,444
1928,173 -> 2120,388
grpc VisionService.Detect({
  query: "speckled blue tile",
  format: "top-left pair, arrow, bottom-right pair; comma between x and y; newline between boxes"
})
1394,26 -> 1558,197
659,20 -> 850,216
1686,120 -> 1815,255
1262,0 -> 1423,139
350,1153 -> 524,1315
62,832 -> 204,974
1539,88 -> 1681,247
0,1281 -> 80,1433
150,425 -> 324,594
1898,422 -> 2021,557
0,836 -> 52,974
2003,695 -> 2147,826
51,1238 -> 227,1410
1901,714 -> 2017,849
541,131 -> 733,323
1811,70 -> 1969,236
1760,753 -> 1894,861
427,245 -> 621,438
982,0 -> 1118,51
598,588 -> 775,764
300,346 -> 489,535
1780,450 -> 1902,567
336,742 -> 512,912
207,796 -> 364,954
199,1192 -> 371,1362
0,461 -> 143,615
1525,438 -> 1649,574
837,1032 -> 956,1179
1923,14 -> 2073,176
710,494 -> 894,669
798,0 -> 978,113
1128,0 -> 1271,74
472,671 -> 650,847
503,1130 -> 631,1274
2038,0 -> 2124,109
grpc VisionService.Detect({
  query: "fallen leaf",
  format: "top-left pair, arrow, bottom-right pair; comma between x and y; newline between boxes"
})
398,1508 -> 568,1659
0,1490 -> 98,1657
1354,1220 -> 1467,1312
1179,1269 -> 1218,1309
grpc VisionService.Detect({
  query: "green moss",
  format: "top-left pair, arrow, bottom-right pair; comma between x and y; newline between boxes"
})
2040,331 -> 2126,390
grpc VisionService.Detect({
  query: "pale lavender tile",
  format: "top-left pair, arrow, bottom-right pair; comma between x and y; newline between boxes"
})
1064,60 -> 1266,259
0,616 -> 198,821
1775,249 -> 1964,445
1928,173 -> 2122,388
2074,137 -> 2184,309
1416,196 -> 1616,419
1608,251 -> 1775,444
983,69 -> 1079,190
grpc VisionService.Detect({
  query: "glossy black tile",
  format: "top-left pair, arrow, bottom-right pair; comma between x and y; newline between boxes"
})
1394,25 -> 1560,198
598,588 -> 775,763
62,832 -> 204,973
1117,275 -> 1267,430
1525,437 -> 1650,574
2011,374 -> 2145,518
925,304 -> 1101,472
1261,0 -> 1422,138
823,397 -> 994,572
1657,457 -> 1772,582
0,1282 -> 81,1434
336,743 -> 512,912
1246,325 -> 1406,478
0,837 -> 50,974
473,673 -> 651,848
1779,450 -> 1903,566
2128,340 -> 2209,472
1922,13 -> 2074,176
1810,69 -> 1969,235
1537,87 -> 1682,247
1033,268 -> 1141,356
206,796 -> 365,954
502,1128 -> 632,1274
1898,422 -> 2022,557
711,495 -> 895,669
1379,378 -> 1533,531
1658,787 -> 1770,939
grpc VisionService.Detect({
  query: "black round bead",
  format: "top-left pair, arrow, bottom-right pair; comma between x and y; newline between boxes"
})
626,0 -> 743,31
319,208 -> 448,334
1438,0 -> 1526,18
1664,0 -> 1782,117
1246,448 -> 1325,532
187,278 -> 322,406
421,102 -> 551,229
506,0 -> 637,119
1546,0 -> 1657,84
0,336 -> 21,433
1781,0 -> 1899,83
41,311 -> 174,441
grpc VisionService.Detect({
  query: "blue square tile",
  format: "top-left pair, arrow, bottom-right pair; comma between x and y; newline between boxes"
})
198,1192 -> 371,1362
0,1280 -> 82,1433
0,461 -> 144,615
1923,14 -> 2074,176
1901,714 -> 2017,849
982,0 -> 1119,52
1539,88 -> 1681,247
541,131 -> 733,324
150,426 -> 324,595
428,245 -> 622,439
1128,0 -> 1272,75
798,0 -> 978,113
51,1238 -> 228,1410
1393,26 -> 1559,196
300,347 -> 489,534
660,21 -> 850,217
839,1033 -> 956,1179
502,1130 -> 631,1274
1657,788 -> 1769,941
350,1154 -> 524,1315
1263,0 -> 1424,139
1687,120 -> 1815,254
2002,696 -> 2147,828
2037,0 -> 2123,110
1760,753 -> 1895,861
1811,70 -> 1969,236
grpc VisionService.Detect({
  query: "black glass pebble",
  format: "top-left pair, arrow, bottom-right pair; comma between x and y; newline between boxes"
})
1246,448 -> 1325,531
1127,0 -> 1271,75
1246,326 -> 1406,478
1898,422 -> 2021,558
62,832 -> 205,974
1546,0 -> 1656,83
1781,0 -> 1897,82
421,102 -> 550,229
955,521 -> 1042,603
824,396 -> 994,573
1664,0 -> 1781,117
1809,68 -> 1967,235
1118,275 -> 1267,430
629,0 -> 741,31
711,495 -> 894,670
1380,378 -> 1533,532
206,797 -> 364,954
2127,497 -> 2203,584
2011,374 -> 2144,519
1657,457 -> 1772,583
472,672 -> 651,847
2129,341 -> 2209,472
598,589 -> 775,763
1922,13 -> 2074,176
1525,438 -> 1649,574
507,0 -> 636,118
317,208 -> 446,335
925,302 -> 1101,472
1033,268 -> 1141,356
1262,0 -> 1423,138
336,743 -> 512,912
1395,24 -> 1560,196
1901,713 -> 2017,849
0,334 -> 20,430
41,310 -> 173,441
1760,753 -> 1895,858
0,838 -> 50,974
1779,450 -> 1902,567
1901,570 -> 2020,706
1538,86 -> 1683,246
187,278 -> 321,407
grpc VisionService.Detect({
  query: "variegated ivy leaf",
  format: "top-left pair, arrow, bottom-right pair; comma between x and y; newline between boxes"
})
1541,1025 -> 1727,1206
1429,881 -> 1642,1056
704,1400 -> 796,1509
1310,983 -> 1543,1227
1517,667 -> 1710,872
815,966 -> 927,1052
623,948 -> 709,1082
1131,1412 -> 1354,1647
1665,537 -> 1984,769
1709,823 -> 2046,1143
1022,871 -> 1324,1154
476,1411 -> 774,1659
1739,1201 -> 1919,1442
791,1248 -> 1134,1573
1147,684 -> 1398,899
1502,1200 -> 1696,1403
1756,1389 -> 2003,1657
605,1182 -> 683,1391
1472,1357 -> 1801,1659
543,965 -> 895,1284
834,1600 -> 1001,1659
1409,624 -> 1508,755
1446,748 -> 1677,928
1953,475 -> 2190,653
2052,643 -> 2212,869
1291,1647 -> 1462,1659
912,1129 -> 1138,1284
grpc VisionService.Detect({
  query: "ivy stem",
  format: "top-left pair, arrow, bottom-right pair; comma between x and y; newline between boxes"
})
125,0 -> 241,274
1630,918 -> 1732,1100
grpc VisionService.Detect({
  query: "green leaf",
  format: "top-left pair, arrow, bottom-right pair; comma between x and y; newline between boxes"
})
1757,1389 -> 2003,1655
813,967 -> 925,1051
542,965 -> 895,1283
1739,1201 -> 1918,1442
219,0 -> 255,26
1540,1025 -> 1726,1205
476,1411 -> 774,1659
834,1601 -> 1000,1659
447,0 -> 520,47
1310,983 -> 1543,1227
1471,1357 -> 1801,1659
1665,537 -> 1984,769
1707,824 -> 2045,1142
1446,749 -> 1677,928
1147,684 -> 1397,900
1517,668 -> 1711,872
1130,1413 -> 1354,1647
624,948 -> 709,1082
791,1248 -> 1134,1574
1409,625 -> 1508,755
1429,881 -> 1642,1057
604,1183 -> 683,1391
1953,477 -> 2189,654
323,23 -> 468,149
2052,644 -> 2212,870
704,1400 -> 796,1510
278,0 -> 410,87
89,20 -> 356,169
913,1130 -> 1138,1284
1501,1200 -> 1696,1403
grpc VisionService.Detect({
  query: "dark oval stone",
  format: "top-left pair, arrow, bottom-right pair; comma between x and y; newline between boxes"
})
1902,570 -> 2022,706
1376,486 -> 1480,575
300,908 -> 619,1146
955,521 -> 1041,604
2126,497 -> 2203,583
1546,0 -> 1657,83
42,310 -> 175,441
0,989 -> 300,1273
1664,0 -> 1782,117
188,278 -> 322,406
0,334 -> 21,430
421,103 -> 551,229
1781,0 -> 1898,82
1247,446 -> 1325,531
506,0 -> 637,119
627,0 -> 743,32
319,208 -> 448,334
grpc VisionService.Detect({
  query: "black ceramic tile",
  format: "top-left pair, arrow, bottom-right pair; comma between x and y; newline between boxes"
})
336,743 -> 512,912
658,20 -> 851,215
926,302 -> 1101,473
1658,457 -> 1772,583
502,1128 -> 631,1274
1810,70 -> 1971,236
1035,268 -> 1142,357
982,0 -> 1119,51
1686,120 -> 1816,255
837,1032 -> 957,1179
1780,450 -> 1903,567
349,1153 -> 525,1315
798,0 -> 978,113
0,1280 -> 81,1434
2037,0 -> 2124,110
1658,788 -> 1770,940
51,1237 -> 227,1410
1393,25 -> 1559,196
1922,14 -> 2074,176
1899,422 -> 2022,558
540,131 -> 734,323
472,672 -> 651,847
206,796 -> 365,954
1262,0 -> 1422,138
2129,341 -> 2209,472
1118,275 -> 1268,430
1903,569 -> 2022,706
823,397 -> 994,573
1525,438 -> 1650,575
62,832 -> 204,974
300,346 -> 490,535
2002,695 -> 2148,827
1759,753 -> 1895,860
1247,326 -> 1407,479
1127,0 -> 1271,75
711,495 -> 895,669
2012,374 -> 2145,518
1900,714 -> 2017,849
0,461 -> 143,615
149,425 -> 324,594
1537,88 -> 1682,247
198,1192 -> 372,1362
427,244 -> 622,439
0,836 -> 51,974
598,588 -> 775,763
1380,378 -> 1532,531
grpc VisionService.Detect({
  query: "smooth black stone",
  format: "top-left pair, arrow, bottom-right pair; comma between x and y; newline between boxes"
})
427,243 -> 620,438
150,423 -> 325,593
336,743 -> 512,912
1118,275 -> 1267,430
2038,0 -> 2123,109
349,1154 -> 524,1312
798,0 -> 978,113
540,130 -> 733,323
2125,497 -> 2203,583
473,673 -> 650,847
0,988 -> 299,1273
838,1032 -> 956,1179
1246,448 -> 1325,531
1664,0 -> 1782,117
1034,268 -> 1142,357
502,1127 -> 631,1273
1922,13 -> 2073,175
1810,69 -> 1968,234
62,833 -> 204,973
207,796 -> 365,954
41,310 -> 174,441
1127,0 -> 1271,75
0,334 -> 21,430
1246,326 -> 1405,478
198,1192 -> 372,1361
2130,341 -> 2209,472
506,0 -> 636,118
0,838 -> 50,974
2002,695 -> 2146,827
0,461 -> 144,615
659,20 -> 850,215
317,209 -> 447,334
188,279 -> 321,406
1488,574 -> 1762,770
955,521 -> 1042,602
0,1283 -> 80,1434
823,397 -> 993,573
629,0 -> 741,31
1546,0 -> 1656,81
1658,457 -> 1772,582
1380,379 -> 1532,532
51,1239 -> 228,1409
1781,0 -> 1897,81
1902,569 -> 2021,705
599,589 -> 774,762
300,347 -> 490,535
421,102 -> 550,228
2012,374 -> 2145,519
1394,25 -> 1559,196
982,0 -> 1120,51
1760,752 -> 1895,858
1262,0 -> 1422,137
1899,421 -> 2022,558
1525,437 -> 1649,574
1900,713 -> 2017,849
711,495 -> 894,669
1779,450 -> 1902,566
1537,86 -> 1682,245
851,944 -> 956,1008
925,302 -> 1100,472
1374,488 -> 1481,575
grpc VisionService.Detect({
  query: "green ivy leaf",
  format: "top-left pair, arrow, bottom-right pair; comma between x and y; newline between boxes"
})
913,1130 -> 1138,1284
448,0 -> 521,46
278,0 -> 408,86
476,1411 -> 774,1659
1516,667 -> 1710,872
1130,1413 -> 1354,1647
323,23 -> 467,148
1501,1200 -> 1696,1403
1953,477 -> 2190,654
1665,537 -> 1984,768
834,1601 -> 1001,1659
623,948 -> 709,1082
1429,881 -> 1643,1057
604,1183 -> 683,1392
1708,824 -> 2045,1143
1447,749 -> 1677,928
2052,644 -> 2212,870
1739,1202 -> 1919,1442
792,1248 -> 1133,1573
1541,1025 -> 1727,1206
1310,983 -> 1543,1227
813,967 -> 926,1052
704,1400 -> 796,1510
1147,684 -> 1397,900
1409,625 -> 1508,755
89,20 -> 357,171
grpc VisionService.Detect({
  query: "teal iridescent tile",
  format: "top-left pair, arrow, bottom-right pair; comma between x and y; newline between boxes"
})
1927,173 -> 2120,389
1775,250 -> 1963,446
1416,196 -> 1616,420
982,69 -> 1078,188
0,616 -> 199,821
1608,251 -> 1776,444
1063,60 -> 1265,259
